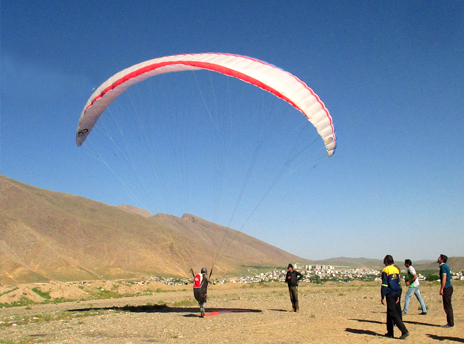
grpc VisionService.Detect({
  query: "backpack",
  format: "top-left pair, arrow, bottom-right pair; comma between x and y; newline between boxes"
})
193,273 -> 202,289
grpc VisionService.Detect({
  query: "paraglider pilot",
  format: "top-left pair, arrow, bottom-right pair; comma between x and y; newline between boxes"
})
286,264 -> 302,312
191,267 -> 212,317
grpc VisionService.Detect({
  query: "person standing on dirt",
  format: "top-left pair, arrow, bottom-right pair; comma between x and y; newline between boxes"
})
402,259 -> 427,315
191,267 -> 212,318
381,255 -> 410,339
285,264 -> 302,312
437,254 -> 454,328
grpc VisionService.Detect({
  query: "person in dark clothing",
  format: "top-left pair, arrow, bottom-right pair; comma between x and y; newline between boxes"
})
437,254 -> 454,328
285,264 -> 302,312
381,255 -> 410,339
191,267 -> 212,317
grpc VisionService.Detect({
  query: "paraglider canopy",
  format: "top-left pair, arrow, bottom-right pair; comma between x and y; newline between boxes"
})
76,53 -> 336,156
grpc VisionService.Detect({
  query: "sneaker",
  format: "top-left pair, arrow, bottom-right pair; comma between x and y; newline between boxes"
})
443,324 -> 454,328
399,332 -> 410,339
419,312 -> 427,315
384,333 -> 393,338
402,311 -> 407,315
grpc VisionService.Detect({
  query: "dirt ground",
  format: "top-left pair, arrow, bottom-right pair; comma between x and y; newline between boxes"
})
0,280 -> 462,343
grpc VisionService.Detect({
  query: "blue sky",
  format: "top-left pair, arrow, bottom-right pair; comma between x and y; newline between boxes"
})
1,1 -> 463,261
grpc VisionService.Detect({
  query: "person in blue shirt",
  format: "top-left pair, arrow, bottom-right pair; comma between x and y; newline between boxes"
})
437,254 -> 454,328
381,255 -> 409,339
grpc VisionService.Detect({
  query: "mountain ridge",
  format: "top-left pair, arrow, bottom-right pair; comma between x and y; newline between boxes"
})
0,175 -> 304,284
1,175 -> 462,285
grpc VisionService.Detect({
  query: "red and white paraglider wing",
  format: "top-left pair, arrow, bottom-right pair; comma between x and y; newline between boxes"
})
76,53 -> 336,156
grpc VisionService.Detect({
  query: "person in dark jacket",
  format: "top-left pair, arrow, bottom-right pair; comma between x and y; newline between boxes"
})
381,255 -> 409,339
191,267 -> 212,317
285,264 -> 302,312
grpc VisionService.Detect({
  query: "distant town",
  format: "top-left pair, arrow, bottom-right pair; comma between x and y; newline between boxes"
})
148,264 -> 464,286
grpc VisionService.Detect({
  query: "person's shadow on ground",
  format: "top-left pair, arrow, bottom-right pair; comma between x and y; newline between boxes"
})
345,328 -> 382,337
349,318 -> 383,325
404,320 -> 442,327
426,334 -> 464,343
350,318 -> 442,328
68,304 -> 262,317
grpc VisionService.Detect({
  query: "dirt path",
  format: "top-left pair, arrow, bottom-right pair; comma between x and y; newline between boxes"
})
1,282 -> 462,343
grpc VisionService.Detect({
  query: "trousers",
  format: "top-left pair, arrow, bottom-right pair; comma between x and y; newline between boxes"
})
442,286 -> 454,326
288,286 -> 299,311
386,293 -> 408,336
403,286 -> 427,313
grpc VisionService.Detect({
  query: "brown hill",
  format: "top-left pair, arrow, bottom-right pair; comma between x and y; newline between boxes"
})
413,257 -> 464,272
313,257 -> 464,272
114,204 -> 153,218
311,257 -> 384,270
0,175 -> 304,285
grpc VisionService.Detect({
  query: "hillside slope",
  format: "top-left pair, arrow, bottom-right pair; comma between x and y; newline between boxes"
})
0,175 -> 304,284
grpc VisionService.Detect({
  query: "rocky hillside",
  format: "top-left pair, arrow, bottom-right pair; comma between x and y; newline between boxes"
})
0,175 -> 304,285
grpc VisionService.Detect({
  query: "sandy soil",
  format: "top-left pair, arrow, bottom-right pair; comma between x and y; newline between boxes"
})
0,281 -> 462,343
